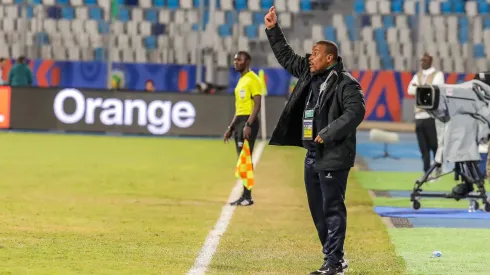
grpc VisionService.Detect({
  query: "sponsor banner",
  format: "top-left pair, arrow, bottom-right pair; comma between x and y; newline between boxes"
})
1,58 -> 475,122
0,86 -> 11,129
9,87 -> 285,137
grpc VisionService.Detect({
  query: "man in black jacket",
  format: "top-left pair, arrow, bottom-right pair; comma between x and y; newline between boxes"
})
264,7 -> 365,275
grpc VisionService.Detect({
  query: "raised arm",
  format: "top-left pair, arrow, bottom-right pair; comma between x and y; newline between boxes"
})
264,6 -> 308,78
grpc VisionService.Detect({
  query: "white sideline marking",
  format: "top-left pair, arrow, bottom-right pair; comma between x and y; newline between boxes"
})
187,141 -> 266,275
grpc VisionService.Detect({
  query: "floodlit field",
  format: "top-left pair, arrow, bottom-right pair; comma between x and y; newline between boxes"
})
0,132 -> 404,275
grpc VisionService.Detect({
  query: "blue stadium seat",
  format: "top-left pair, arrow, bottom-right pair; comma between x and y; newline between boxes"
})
383,16 -> 394,28
441,1 -> 451,13
62,7 -> 75,20
89,7 -> 103,20
391,0 -> 403,13
126,0 -> 139,6
202,10 -> 209,26
459,17 -> 469,28
474,44 -> 485,58
458,26 -> 468,43
58,0 -> 69,5
374,28 -> 385,42
98,21 -> 109,33
377,42 -> 389,57
192,23 -> 199,31
253,12 -> 263,25
344,15 -> 357,40
167,0 -> 179,9
30,0 -> 42,4
144,36 -> 157,49
300,0 -> 312,11
151,23 -> 166,35
153,0 -> 165,7
145,10 -> 158,23
453,1 -> 464,13
245,25 -> 258,39
218,24 -> 232,37
35,32 -> 49,46
95,48 -> 105,61
407,15 -> 415,28
361,15 -> 371,27
47,6 -> 62,19
354,0 -> 365,13
381,56 -> 394,70
324,26 -> 336,41
225,11 -> 234,24
261,0 -> 273,10
235,0 -> 247,10
478,2 -> 489,14
27,6 -> 34,19
84,0 -> 97,5
118,8 -> 130,22
484,18 -> 490,29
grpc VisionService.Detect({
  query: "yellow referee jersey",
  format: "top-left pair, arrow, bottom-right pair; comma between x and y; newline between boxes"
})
234,71 -> 263,116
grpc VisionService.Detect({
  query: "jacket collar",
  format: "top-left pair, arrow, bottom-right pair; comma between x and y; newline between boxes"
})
306,55 -> 345,76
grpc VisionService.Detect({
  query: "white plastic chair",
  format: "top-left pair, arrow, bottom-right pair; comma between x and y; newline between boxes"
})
465,1 -> 477,17
180,0 -> 193,9
429,1 -> 441,15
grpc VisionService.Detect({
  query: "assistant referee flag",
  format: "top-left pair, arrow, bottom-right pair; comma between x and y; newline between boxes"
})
235,139 -> 254,190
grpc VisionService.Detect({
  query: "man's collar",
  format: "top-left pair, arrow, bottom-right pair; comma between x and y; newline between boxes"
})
422,67 -> 436,74
327,62 -> 337,70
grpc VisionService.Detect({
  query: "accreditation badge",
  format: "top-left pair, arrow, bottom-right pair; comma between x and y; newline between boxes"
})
302,108 -> 315,140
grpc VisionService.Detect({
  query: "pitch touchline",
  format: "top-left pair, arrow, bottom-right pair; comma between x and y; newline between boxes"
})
186,141 -> 266,275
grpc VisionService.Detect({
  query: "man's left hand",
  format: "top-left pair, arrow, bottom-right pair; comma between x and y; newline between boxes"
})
314,135 -> 323,143
243,125 -> 252,139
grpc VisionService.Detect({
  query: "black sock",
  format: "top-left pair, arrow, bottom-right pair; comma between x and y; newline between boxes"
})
243,186 -> 252,199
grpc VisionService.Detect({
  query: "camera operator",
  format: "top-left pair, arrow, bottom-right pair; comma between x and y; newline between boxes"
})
407,53 -> 445,178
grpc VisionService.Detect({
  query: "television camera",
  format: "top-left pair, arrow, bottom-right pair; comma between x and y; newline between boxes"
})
410,73 -> 490,212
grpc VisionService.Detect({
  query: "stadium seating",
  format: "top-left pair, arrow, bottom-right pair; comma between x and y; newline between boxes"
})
0,0 -> 488,72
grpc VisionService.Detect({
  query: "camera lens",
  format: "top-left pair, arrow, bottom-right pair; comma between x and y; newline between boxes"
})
416,87 -> 433,108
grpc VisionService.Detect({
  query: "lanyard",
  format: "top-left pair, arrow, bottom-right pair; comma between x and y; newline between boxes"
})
306,70 -> 334,110
305,87 -> 320,110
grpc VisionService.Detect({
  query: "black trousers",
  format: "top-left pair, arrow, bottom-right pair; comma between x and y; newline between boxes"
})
233,115 -> 259,198
415,117 -> 438,173
304,150 -> 349,265
233,115 -> 259,156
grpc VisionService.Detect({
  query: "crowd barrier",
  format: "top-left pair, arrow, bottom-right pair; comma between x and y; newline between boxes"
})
0,86 -> 286,137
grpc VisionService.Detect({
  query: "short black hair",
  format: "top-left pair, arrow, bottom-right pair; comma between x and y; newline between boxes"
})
0,58 -> 4,62
315,40 -> 339,58
237,51 -> 251,62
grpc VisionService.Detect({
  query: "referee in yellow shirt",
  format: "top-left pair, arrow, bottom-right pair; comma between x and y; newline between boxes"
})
224,51 -> 263,206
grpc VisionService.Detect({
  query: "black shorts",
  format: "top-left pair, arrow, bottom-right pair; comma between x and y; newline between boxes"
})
233,115 -> 260,156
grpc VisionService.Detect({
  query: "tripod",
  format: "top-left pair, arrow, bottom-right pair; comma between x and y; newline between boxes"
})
373,143 -> 400,160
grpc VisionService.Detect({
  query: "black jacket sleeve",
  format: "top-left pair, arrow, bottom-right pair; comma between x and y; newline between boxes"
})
265,24 -> 308,79
318,84 -> 366,142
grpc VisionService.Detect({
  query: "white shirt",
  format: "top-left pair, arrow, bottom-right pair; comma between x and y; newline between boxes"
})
407,67 -> 445,119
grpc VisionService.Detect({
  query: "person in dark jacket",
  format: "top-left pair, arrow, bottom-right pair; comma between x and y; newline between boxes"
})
264,6 -> 365,275
9,56 -> 33,87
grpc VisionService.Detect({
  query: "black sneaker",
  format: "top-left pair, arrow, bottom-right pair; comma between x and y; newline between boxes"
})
339,258 -> 348,271
229,197 -> 254,206
310,262 -> 342,275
